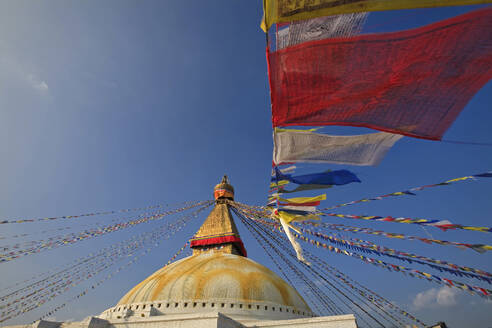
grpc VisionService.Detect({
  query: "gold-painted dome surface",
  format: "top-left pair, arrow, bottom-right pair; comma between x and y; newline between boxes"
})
117,253 -> 310,313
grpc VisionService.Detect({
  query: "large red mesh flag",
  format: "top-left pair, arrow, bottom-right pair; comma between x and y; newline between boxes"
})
268,9 -> 492,140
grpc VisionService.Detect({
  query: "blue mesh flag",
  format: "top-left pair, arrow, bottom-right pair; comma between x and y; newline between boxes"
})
273,168 -> 360,186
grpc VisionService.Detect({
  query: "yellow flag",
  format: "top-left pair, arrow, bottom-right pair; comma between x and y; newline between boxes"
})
277,210 -> 320,224
421,272 -> 433,279
445,176 -> 473,183
270,180 -> 290,188
261,0 -> 492,32
462,226 -> 491,233
277,194 -> 326,204
274,127 -> 321,133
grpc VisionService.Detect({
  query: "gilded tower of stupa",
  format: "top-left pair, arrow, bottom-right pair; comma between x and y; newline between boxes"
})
189,175 -> 247,257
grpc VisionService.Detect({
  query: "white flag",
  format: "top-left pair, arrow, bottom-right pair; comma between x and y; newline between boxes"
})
273,130 -> 402,166
276,13 -> 368,50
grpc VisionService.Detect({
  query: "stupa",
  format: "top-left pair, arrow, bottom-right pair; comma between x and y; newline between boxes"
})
14,177 -> 358,328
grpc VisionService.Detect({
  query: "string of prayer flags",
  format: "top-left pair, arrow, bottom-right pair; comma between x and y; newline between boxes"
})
0,201 -> 213,263
258,209 -> 492,283
2,228 -> 162,318
300,227 -> 492,283
249,216 -> 406,328
251,212 -> 492,302
274,167 -> 361,186
230,203 -> 492,281
340,233 -> 492,281
1,207 -> 208,323
0,226 -> 73,241
236,202 -> 492,283
276,13 -> 368,50
239,206 -> 427,327
0,206 -> 204,306
268,9 -> 492,140
0,213 -> 159,263
319,211 -> 492,233
0,228 -> 156,295
305,255 -> 426,327
10,233 -> 188,323
273,129 -> 402,166
310,221 -> 492,254
323,171 -> 492,210
1,235 -> 144,303
261,0 -> 492,31
2,219 -> 183,315
247,213 -> 423,327
233,200 -> 312,222
287,229 -> 492,299
0,201 -> 196,225
230,200 -> 272,213
302,252 -> 409,326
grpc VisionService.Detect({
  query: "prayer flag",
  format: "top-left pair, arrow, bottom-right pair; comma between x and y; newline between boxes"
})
268,9 -> 492,140
280,183 -> 333,193
276,13 -> 367,49
276,194 -> 327,204
274,129 -> 402,165
276,209 -> 320,223
261,0 -> 492,31
280,205 -> 318,212
275,168 -> 361,185
270,180 -> 290,188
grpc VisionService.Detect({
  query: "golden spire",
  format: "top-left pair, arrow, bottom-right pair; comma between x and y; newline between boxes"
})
213,175 -> 235,200
190,176 -> 246,256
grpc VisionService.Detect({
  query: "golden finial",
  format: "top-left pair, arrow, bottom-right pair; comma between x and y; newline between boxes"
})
214,175 -> 234,200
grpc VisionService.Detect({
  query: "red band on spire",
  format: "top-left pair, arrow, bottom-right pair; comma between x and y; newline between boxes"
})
190,235 -> 247,257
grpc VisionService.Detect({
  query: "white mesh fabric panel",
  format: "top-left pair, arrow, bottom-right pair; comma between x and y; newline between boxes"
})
273,131 -> 402,166
276,13 -> 368,50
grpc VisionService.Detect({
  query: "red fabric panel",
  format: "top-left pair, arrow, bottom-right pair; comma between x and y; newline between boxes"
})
190,235 -> 247,257
268,9 -> 492,140
190,235 -> 240,246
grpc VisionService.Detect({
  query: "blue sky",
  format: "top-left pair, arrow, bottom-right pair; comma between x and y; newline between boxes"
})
0,1 -> 491,327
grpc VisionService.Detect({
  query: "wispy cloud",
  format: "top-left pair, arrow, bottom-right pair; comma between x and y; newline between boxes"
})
27,74 -> 49,93
413,287 -> 458,309
0,40 -> 50,96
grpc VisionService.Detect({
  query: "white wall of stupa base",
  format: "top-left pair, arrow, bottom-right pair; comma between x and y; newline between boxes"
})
18,312 -> 358,328
100,299 -> 314,321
